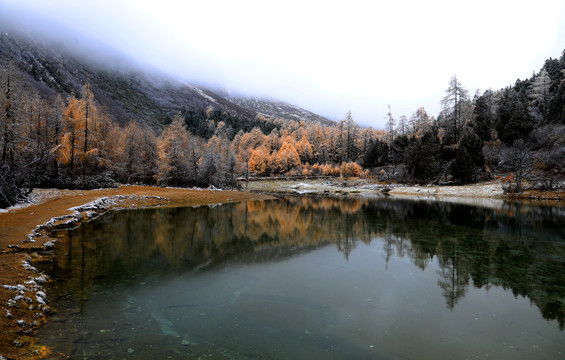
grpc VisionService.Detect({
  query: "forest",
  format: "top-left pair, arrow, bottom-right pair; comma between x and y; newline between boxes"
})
1,50 -> 565,208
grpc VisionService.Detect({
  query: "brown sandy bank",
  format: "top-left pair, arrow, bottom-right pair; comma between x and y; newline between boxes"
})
0,186 -> 272,359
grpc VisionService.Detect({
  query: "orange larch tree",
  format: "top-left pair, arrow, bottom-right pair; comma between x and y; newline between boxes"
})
248,146 -> 271,175
295,135 -> 314,164
112,121 -> 157,183
275,141 -> 301,174
58,94 -> 85,178
156,114 -> 191,186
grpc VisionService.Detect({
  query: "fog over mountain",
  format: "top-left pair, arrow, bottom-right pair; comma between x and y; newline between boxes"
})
0,21 -> 336,128
1,0 -> 565,128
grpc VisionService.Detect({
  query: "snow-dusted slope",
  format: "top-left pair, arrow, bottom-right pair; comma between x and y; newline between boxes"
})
224,94 -> 335,125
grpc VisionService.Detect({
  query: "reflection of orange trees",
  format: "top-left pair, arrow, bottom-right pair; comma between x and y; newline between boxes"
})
48,198 -> 565,329
232,198 -> 371,251
152,210 -> 189,263
50,198 -> 379,289
241,201 -> 306,244
293,196 -> 363,214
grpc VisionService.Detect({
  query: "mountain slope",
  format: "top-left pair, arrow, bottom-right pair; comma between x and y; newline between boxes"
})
0,30 -> 256,128
0,29 -> 332,130
223,93 -> 335,126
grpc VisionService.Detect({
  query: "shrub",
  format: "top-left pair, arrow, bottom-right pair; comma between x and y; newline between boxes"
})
311,164 -> 324,176
321,163 -> 340,177
340,162 -> 362,177
72,173 -> 118,190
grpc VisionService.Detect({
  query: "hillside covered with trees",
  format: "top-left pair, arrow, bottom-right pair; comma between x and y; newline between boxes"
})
1,28 -> 565,207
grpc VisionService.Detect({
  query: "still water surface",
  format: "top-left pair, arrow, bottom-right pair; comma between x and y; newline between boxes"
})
37,196 -> 565,359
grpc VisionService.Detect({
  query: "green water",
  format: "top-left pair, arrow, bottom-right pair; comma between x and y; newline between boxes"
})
37,196 -> 565,359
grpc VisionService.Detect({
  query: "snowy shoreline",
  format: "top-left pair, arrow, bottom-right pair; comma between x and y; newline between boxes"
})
243,178 -> 504,196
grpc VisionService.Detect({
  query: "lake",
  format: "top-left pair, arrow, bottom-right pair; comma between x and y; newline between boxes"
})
37,196 -> 565,359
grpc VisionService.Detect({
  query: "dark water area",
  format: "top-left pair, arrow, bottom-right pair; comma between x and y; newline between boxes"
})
37,196 -> 565,359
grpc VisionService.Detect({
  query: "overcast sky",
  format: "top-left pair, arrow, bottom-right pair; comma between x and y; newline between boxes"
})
2,0 -> 565,129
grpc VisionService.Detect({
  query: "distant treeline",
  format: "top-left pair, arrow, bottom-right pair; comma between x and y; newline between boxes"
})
1,50 -> 565,208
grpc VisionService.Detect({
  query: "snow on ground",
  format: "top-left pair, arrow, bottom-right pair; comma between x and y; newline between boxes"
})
23,194 -> 168,245
191,86 -> 217,103
0,189 -> 87,213
388,183 -> 504,197
244,179 -> 507,209
246,178 -> 503,197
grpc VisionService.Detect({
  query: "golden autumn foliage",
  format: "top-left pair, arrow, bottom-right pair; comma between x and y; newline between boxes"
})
57,132 -> 73,165
55,83 -> 111,177
274,141 -> 301,174
57,95 -> 85,167
321,163 -> 341,176
249,146 -> 271,175
340,161 -> 363,177
295,135 -> 314,163
1,70 -> 385,198
239,127 -> 266,151
302,163 -> 312,176
310,163 -> 323,176
156,115 -> 192,186
49,196 -> 383,303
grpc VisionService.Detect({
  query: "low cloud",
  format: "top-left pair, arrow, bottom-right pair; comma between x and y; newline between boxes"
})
1,0 -> 564,128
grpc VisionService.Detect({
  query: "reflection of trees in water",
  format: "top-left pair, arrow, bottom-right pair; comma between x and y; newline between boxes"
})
374,199 -> 565,329
44,196 -> 565,329
437,247 -> 469,309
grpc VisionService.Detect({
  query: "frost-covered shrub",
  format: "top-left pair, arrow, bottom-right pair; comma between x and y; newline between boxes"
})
72,173 -> 118,190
